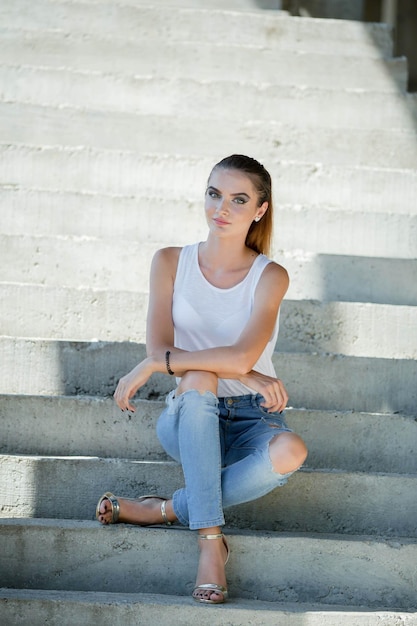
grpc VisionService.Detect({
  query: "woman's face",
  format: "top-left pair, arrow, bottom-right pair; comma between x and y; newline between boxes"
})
204,168 -> 267,239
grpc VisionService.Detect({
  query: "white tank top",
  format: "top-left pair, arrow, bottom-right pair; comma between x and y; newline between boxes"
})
172,243 -> 280,397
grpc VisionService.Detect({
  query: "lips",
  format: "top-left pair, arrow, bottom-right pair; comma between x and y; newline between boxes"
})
213,218 -> 230,226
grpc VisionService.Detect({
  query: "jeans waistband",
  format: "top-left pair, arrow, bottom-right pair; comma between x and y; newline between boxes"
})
218,393 -> 262,410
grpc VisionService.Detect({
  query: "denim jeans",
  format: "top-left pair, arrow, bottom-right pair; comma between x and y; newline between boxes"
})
156,389 -> 294,530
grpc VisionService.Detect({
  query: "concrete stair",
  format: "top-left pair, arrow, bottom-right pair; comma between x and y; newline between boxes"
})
1,0 -> 416,623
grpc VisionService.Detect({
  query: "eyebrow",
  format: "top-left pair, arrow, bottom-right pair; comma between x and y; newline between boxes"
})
207,186 -> 251,198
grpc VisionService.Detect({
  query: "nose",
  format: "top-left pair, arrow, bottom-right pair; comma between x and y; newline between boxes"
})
217,198 -> 229,215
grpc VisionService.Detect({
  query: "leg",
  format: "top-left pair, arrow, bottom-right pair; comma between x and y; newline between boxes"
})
158,370 -> 224,529
165,371 -> 229,603
193,530 -> 229,604
219,395 -> 308,510
97,371 -> 221,527
268,431 -> 308,474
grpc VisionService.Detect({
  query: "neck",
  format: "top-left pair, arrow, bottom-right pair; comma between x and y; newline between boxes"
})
199,235 -> 255,270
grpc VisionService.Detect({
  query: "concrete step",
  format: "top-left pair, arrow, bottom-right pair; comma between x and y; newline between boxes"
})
1,0 -> 394,58
2,103 -> 417,170
2,454 -> 417,537
1,338 -> 416,414
2,188 -> 416,258
2,589 -> 416,626
0,30 -> 407,92
1,395 -> 416,474
1,283 -> 416,359
278,300 -> 417,358
1,520 -> 416,609
69,0 -> 285,10
1,235 -> 416,305
2,66 -> 416,131
2,146 -> 417,216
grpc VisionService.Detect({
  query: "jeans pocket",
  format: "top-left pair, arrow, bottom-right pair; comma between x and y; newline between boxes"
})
255,396 -> 289,429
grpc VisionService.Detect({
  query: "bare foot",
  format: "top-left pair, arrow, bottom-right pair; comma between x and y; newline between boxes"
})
193,532 -> 229,603
97,495 -> 176,526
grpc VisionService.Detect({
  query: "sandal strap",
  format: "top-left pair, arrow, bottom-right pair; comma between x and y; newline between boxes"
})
198,532 -> 229,566
198,533 -> 224,540
106,493 -> 120,523
96,492 -> 120,524
160,499 -> 172,526
193,583 -> 229,603
194,583 -> 228,594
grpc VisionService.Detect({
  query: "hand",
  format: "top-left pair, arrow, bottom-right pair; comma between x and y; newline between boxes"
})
113,357 -> 154,412
240,370 -> 288,413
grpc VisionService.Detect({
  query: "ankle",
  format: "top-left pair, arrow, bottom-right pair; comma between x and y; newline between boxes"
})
198,526 -> 222,538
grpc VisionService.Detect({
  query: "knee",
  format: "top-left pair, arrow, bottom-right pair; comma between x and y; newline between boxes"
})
269,432 -> 308,474
177,370 -> 218,396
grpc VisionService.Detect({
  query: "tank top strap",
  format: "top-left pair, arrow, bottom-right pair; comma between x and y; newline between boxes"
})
174,243 -> 199,289
247,253 -> 273,290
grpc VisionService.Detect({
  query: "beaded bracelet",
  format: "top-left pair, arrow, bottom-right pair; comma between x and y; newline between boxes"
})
165,350 -> 175,376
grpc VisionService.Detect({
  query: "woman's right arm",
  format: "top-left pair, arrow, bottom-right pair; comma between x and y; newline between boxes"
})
146,246 -> 181,357
113,247 -> 181,412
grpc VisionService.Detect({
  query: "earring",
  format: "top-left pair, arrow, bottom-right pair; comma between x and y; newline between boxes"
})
254,216 -> 261,222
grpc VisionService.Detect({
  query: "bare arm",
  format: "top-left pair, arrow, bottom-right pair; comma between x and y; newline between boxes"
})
151,258 -> 289,376
145,246 -> 179,357
114,250 -> 289,411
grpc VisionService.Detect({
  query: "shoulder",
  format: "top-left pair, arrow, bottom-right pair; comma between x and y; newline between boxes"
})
153,246 -> 183,263
261,260 -> 289,286
151,246 -> 183,271
256,260 -> 289,301
149,247 -> 183,285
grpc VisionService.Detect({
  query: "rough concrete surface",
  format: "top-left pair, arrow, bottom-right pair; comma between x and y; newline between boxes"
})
1,395 -> 416,473
0,31 -> 407,91
2,234 -> 417,303
0,0 -> 395,57
1,454 -> 417,537
2,283 -> 417,357
2,0 -> 416,620
3,103 -> 417,169
1,589 -> 416,626
2,338 -> 416,413
2,146 -> 417,213
0,521 -> 416,609
2,66 -> 417,131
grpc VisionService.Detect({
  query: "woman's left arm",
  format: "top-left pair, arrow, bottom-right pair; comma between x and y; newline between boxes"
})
158,262 -> 289,377
114,262 -> 289,410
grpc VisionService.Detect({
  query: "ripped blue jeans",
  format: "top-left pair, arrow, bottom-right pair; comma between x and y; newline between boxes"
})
156,389 -> 294,530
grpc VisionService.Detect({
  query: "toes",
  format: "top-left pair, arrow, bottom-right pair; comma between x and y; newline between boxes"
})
97,499 -> 112,524
193,588 -> 224,603
100,501 -> 109,515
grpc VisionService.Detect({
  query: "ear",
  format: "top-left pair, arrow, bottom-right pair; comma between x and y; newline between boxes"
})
255,201 -> 269,221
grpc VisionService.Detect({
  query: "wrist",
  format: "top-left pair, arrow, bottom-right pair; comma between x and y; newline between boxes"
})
238,370 -> 253,384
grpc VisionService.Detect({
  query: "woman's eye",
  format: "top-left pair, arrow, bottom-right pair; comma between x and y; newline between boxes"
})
233,197 -> 246,204
208,191 -> 220,198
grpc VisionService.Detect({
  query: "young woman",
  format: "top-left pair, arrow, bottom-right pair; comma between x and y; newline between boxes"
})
96,154 -> 308,605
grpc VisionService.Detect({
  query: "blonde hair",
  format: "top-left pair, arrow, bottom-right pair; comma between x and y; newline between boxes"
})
209,154 -> 274,256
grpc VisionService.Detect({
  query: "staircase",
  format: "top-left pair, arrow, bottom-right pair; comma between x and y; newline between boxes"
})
1,0 -> 417,623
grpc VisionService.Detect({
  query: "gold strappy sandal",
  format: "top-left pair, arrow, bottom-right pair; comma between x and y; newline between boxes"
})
95,492 -> 172,526
192,533 -> 229,605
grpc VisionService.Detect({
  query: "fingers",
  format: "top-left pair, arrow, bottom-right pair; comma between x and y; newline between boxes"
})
260,379 -> 288,413
113,378 -> 136,412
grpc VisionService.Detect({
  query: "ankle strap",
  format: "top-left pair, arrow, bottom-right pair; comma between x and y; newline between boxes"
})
198,533 -> 223,540
160,499 -> 172,526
